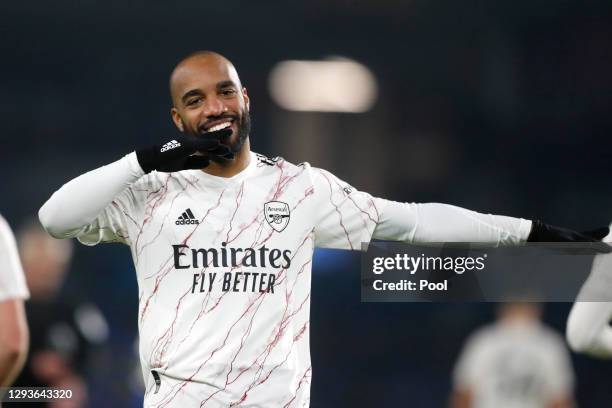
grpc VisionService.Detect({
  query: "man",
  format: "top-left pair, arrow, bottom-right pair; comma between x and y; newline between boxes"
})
451,303 -> 575,408
38,51 -> 605,407
0,214 -> 29,387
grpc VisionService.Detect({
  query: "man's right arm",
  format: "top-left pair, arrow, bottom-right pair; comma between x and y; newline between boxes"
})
39,130 -> 232,239
38,153 -> 144,239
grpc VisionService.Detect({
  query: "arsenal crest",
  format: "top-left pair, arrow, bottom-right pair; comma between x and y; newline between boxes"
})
265,201 -> 290,232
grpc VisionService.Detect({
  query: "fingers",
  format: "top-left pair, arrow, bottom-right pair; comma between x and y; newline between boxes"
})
217,129 -> 233,145
190,138 -> 221,151
209,128 -> 232,141
219,151 -> 235,160
581,227 -> 611,241
190,129 -> 233,150
180,128 -> 234,167
208,145 -> 233,157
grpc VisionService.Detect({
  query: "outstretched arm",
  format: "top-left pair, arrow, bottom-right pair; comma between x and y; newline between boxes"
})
372,200 -> 532,245
312,168 -> 607,250
373,199 -> 609,246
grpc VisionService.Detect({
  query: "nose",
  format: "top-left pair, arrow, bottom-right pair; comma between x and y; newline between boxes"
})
203,96 -> 225,117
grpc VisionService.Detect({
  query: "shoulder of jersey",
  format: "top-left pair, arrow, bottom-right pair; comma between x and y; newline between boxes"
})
134,170 -> 167,190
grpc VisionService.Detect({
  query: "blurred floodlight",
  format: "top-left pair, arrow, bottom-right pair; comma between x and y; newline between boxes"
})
269,58 -> 378,112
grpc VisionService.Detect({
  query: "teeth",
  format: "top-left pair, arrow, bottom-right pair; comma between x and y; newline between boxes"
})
206,122 -> 232,132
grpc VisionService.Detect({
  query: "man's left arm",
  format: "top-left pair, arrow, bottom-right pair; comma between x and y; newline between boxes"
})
373,200 -> 531,245
373,199 -> 609,245
310,167 -> 608,249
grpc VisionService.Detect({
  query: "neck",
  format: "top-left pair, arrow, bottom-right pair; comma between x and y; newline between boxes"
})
201,138 -> 251,178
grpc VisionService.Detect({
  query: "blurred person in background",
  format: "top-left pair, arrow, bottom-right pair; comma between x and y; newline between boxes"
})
0,214 -> 29,388
451,303 -> 574,408
37,51 -> 606,407
8,221 -> 110,408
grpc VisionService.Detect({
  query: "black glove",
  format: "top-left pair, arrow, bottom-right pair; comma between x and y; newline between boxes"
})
527,220 -> 611,252
135,129 -> 233,173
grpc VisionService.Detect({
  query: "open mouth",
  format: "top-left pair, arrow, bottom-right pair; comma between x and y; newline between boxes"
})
202,119 -> 235,134
205,121 -> 232,133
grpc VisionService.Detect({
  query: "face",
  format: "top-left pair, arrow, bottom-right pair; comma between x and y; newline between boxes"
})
170,55 -> 251,158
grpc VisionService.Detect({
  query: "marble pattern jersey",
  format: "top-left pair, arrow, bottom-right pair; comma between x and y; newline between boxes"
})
76,152 -> 381,407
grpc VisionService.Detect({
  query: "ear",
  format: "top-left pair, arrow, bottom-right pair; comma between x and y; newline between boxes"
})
171,107 -> 185,132
242,87 -> 250,111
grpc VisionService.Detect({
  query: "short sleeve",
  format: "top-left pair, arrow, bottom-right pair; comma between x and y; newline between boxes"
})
77,185 -> 143,247
311,168 -> 383,250
0,215 -> 29,301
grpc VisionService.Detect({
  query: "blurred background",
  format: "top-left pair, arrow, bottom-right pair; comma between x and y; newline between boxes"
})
2,0 -> 612,406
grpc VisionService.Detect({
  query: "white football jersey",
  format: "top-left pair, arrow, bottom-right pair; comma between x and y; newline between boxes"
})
453,322 -> 574,408
0,214 -> 29,302
76,152 -> 381,407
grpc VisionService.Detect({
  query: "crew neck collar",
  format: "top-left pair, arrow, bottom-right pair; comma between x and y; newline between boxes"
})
191,151 -> 256,185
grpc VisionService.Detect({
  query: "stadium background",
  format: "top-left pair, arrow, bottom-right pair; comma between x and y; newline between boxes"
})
2,0 -> 612,406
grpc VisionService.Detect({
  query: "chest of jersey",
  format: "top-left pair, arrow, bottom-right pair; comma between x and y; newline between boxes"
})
156,174 -> 311,241
131,168 -> 317,387
131,170 -> 316,285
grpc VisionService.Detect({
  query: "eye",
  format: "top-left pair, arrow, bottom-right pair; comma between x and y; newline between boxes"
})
186,97 -> 203,106
221,89 -> 236,96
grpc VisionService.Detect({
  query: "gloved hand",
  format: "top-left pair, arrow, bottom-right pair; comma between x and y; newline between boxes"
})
528,220 -> 611,252
135,129 -> 233,173
528,220 -> 609,242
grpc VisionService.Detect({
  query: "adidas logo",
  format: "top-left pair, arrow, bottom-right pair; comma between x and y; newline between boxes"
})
160,140 -> 181,153
176,208 -> 200,225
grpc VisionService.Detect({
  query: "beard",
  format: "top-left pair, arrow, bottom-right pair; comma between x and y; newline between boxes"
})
208,109 -> 250,163
227,109 -> 250,155
189,109 -> 251,162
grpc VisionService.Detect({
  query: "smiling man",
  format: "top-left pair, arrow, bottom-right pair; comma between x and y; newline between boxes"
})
168,52 -> 251,176
39,51 -> 607,407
